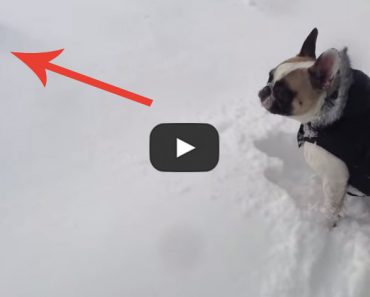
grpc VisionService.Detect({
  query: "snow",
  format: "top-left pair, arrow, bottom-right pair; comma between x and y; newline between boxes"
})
1,0 -> 370,296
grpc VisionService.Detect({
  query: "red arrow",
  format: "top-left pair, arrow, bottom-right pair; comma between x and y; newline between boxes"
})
11,49 -> 153,107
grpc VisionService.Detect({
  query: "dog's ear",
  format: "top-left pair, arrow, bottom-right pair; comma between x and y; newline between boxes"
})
308,49 -> 339,90
298,28 -> 318,59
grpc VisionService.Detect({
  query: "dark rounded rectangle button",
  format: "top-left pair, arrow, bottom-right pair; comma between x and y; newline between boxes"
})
150,123 -> 219,172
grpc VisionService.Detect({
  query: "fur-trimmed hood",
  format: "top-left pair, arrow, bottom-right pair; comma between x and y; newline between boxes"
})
311,48 -> 353,129
297,52 -> 370,195
298,48 -> 370,145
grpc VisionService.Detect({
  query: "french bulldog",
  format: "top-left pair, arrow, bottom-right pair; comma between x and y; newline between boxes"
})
259,28 -> 370,226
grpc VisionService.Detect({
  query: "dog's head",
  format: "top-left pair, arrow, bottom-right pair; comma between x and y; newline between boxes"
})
259,28 -> 342,123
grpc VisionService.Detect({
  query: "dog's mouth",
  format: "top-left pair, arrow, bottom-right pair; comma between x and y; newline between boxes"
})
259,85 -> 274,110
261,95 -> 274,110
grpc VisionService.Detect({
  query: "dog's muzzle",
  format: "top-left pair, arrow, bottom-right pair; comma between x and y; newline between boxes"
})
259,85 -> 274,110
258,85 -> 272,101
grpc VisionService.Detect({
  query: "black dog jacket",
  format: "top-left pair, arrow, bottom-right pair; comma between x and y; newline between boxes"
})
298,69 -> 370,195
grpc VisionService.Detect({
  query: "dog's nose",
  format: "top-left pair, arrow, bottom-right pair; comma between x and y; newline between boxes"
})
258,86 -> 271,101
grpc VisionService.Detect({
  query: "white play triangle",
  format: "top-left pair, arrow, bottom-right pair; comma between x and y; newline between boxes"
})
176,138 -> 196,158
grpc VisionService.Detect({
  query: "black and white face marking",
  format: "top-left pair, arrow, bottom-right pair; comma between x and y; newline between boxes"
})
259,61 -> 314,115
258,28 -> 345,122
258,28 -> 321,118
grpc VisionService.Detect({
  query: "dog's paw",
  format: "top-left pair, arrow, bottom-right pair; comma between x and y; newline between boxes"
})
320,206 -> 343,229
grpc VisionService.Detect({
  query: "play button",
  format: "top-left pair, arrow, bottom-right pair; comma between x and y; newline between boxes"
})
176,138 -> 195,158
150,123 -> 219,172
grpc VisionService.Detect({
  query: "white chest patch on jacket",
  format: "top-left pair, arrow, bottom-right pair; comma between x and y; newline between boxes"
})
302,142 -> 350,215
302,142 -> 349,181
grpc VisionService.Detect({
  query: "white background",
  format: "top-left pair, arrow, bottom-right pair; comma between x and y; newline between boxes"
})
1,0 -> 370,296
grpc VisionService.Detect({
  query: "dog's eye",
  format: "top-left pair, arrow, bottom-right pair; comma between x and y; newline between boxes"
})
268,71 -> 273,83
273,80 -> 295,101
